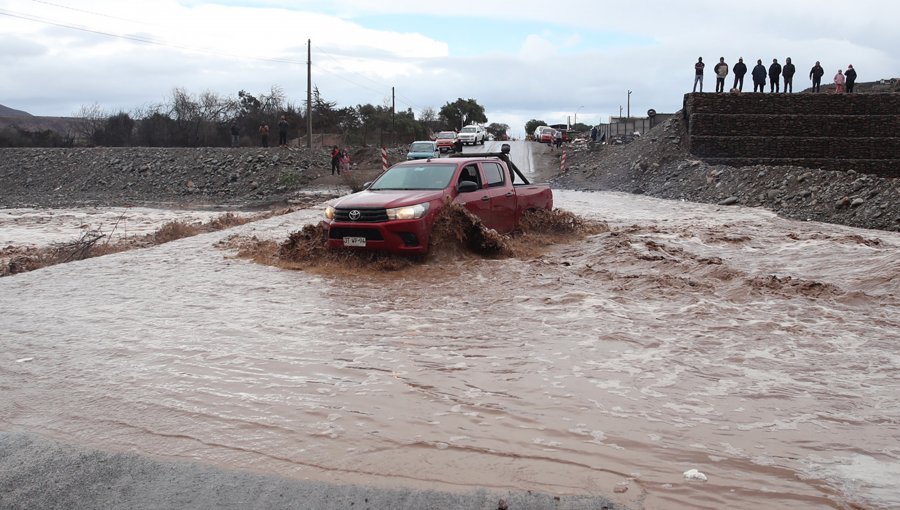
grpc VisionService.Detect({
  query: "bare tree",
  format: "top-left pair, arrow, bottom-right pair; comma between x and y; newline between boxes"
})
72,102 -> 106,145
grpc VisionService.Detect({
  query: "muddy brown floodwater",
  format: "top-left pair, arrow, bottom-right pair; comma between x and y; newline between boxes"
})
1,190 -> 899,510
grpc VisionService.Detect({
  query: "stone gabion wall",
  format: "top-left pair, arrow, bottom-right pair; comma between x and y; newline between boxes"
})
684,93 -> 900,177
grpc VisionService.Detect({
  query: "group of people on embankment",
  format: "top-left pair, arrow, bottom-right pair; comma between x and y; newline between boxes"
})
694,57 -> 858,94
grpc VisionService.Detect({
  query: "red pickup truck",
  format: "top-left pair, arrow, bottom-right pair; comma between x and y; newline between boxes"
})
322,149 -> 553,255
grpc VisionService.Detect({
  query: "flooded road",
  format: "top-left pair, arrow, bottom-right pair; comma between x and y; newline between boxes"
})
1,191 -> 899,510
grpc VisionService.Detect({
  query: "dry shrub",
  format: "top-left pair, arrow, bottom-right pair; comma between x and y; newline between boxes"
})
153,221 -> 201,243
209,212 -> 252,229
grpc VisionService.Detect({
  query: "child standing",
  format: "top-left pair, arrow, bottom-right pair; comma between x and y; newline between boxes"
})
339,149 -> 351,175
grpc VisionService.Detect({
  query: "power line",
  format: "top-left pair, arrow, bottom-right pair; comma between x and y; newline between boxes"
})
28,0 -> 145,24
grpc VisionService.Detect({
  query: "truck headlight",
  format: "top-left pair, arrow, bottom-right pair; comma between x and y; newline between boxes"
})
324,205 -> 335,220
386,202 -> 429,220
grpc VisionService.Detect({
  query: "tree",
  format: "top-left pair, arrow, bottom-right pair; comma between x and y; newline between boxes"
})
486,122 -> 509,140
95,111 -> 135,146
73,103 -> 106,146
524,119 -> 547,138
438,98 -> 487,130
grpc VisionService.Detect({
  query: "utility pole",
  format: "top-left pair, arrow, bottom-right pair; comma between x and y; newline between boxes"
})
391,87 -> 395,145
306,39 -> 312,148
619,105 -> 623,119
627,90 -> 632,120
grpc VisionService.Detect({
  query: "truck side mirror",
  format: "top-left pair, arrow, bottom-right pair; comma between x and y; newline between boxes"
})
501,143 -> 510,154
457,180 -> 479,193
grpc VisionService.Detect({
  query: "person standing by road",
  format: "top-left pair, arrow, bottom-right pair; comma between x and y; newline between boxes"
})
752,59 -> 767,93
277,115 -> 289,147
768,58 -> 782,93
782,57 -> 796,93
258,122 -> 269,148
230,122 -> 240,147
714,57 -> 729,93
693,57 -> 705,92
339,149 -> 351,174
330,145 -> 340,175
845,65 -> 858,93
834,69 -> 846,93
810,61 -> 825,92
732,57 -> 747,92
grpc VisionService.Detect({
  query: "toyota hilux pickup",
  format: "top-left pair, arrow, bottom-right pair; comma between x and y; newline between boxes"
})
322,147 -> 552,255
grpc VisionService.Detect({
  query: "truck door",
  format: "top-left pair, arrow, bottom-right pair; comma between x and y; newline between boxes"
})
455,163 -> 492,226
479,161 -> 517,232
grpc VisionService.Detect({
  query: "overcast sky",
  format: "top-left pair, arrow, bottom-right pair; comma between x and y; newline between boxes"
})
1,0 -> 897,137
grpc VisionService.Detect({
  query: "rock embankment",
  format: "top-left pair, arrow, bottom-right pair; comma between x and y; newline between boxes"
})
554,116 -> 900,232
0,146 -> 405,209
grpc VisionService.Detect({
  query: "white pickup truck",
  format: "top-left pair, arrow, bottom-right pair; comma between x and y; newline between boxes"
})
457,124 -> 486,145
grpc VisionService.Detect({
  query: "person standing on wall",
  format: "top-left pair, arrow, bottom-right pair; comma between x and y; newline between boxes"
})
834,69 -> 846,94
693,57 -> 705,92
845,65 -> 858,93
782,57 -> 796,93
732,57 -> 747,92
714,57 -> 729,93
752,59 -> 767,93
810,61 -> 825,92
768,58 -> 782,93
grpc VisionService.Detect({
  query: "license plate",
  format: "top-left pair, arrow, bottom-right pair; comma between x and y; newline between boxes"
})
343,236 -> 366,247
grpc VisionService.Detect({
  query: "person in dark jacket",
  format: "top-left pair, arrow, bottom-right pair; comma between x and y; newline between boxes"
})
330,146 -> 340,175
277,115 -> 289,147
845,65 -> 858,93
752,59 -> 767,93
732,57 -> 747,91
782,57 -> 796,93
810,61 -> 825,92
768,59 -> 782,93
693,57 -> 705,92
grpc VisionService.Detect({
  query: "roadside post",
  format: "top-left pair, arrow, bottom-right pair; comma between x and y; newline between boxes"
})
381,147 -> 388,171
560,150 -> 567,174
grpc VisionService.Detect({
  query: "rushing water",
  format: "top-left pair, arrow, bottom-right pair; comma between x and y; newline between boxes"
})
1,191 -> 898,510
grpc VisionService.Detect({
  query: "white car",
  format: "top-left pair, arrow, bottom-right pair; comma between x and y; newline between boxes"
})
457,124 -> 485,145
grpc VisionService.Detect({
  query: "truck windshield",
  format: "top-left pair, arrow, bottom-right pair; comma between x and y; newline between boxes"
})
370,164 -> 457,190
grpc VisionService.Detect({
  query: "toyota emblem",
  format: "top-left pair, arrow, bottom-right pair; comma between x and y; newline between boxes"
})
348,210 -> 361,221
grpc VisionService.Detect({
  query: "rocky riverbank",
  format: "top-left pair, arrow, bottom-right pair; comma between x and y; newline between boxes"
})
553,116 -> 900,232
0,146 -> 403,209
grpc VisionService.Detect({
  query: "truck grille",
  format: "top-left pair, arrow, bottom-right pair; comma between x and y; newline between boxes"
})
334,207 -> 388,222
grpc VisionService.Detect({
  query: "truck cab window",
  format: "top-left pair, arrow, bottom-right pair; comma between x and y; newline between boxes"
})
482,162 -> 505,188
458,165 -> 482,189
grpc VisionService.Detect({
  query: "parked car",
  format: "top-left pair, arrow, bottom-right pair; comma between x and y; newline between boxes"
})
533,126 -> 555,144
457,124 -> 486,145
434,131 -> 458,153
322,150 -> 553,255
406,141 -> 440,160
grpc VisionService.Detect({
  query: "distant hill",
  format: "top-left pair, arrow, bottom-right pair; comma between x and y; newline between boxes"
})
0,104 -> 33,117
